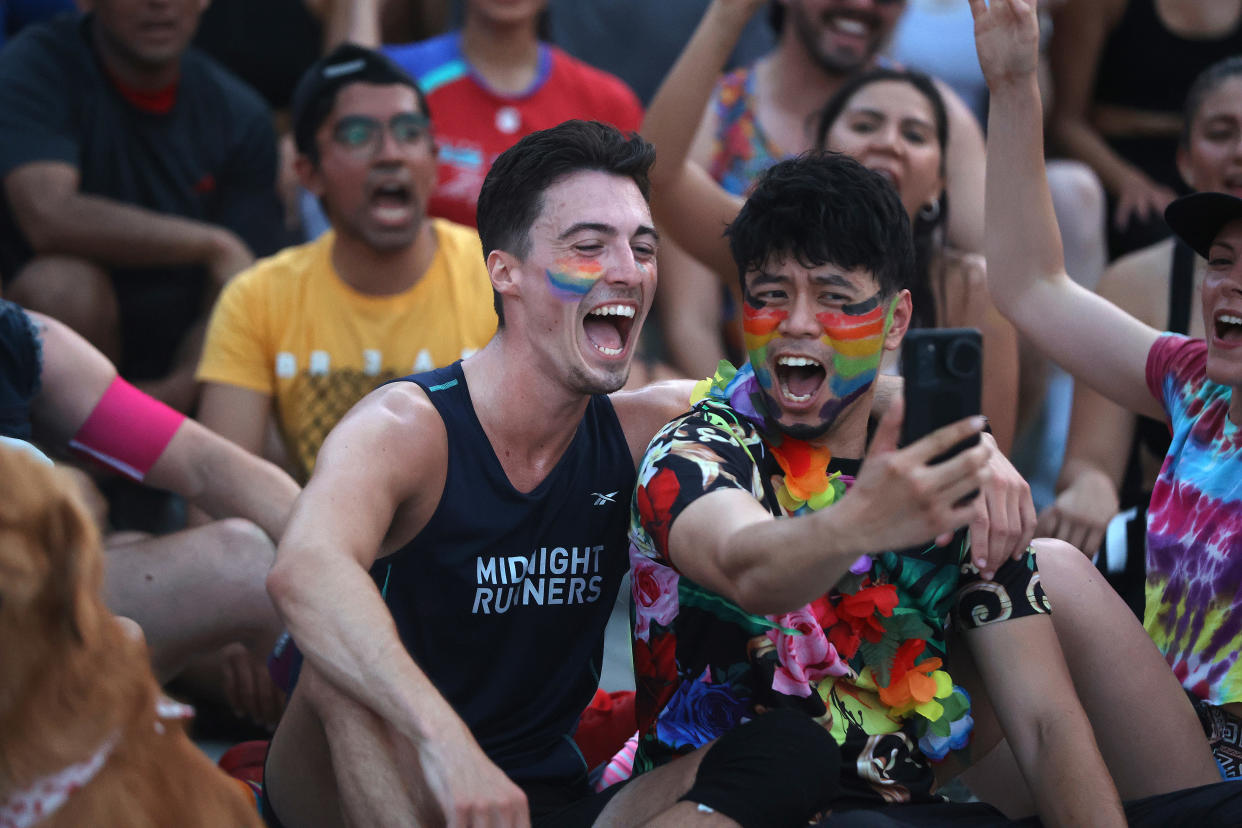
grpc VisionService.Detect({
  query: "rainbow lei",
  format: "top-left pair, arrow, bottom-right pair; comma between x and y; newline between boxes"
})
690,361 -> 972,747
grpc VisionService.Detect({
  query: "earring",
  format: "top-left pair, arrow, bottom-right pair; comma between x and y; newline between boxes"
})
918,198 -> 941,223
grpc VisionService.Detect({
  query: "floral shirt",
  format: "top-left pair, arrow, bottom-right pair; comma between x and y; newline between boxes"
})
628,395 -> 1052,806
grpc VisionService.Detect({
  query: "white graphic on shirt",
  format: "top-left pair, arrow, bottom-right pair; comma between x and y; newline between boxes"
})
413,349 -> 435,372
363,349 -> 382,376
309,350 -> 331,375
275,352 -> 297,379
495,106 -> 521,134
461,347 -> 477,359
472,545 -> 605,614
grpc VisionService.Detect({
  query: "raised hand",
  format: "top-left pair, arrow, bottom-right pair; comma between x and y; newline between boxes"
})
969,0 -> 1040,89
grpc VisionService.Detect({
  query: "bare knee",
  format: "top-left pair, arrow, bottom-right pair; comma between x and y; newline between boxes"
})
8,256 -> 119,355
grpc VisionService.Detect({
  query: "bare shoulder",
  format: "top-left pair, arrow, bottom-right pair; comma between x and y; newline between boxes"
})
314,381 -> 448,495
302,380 -> 449,555
1096,238 -> 1175,323
610,379 -> 695,463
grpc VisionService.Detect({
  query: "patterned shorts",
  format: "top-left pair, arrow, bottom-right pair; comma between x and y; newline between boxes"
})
1191,693 -> 1242,779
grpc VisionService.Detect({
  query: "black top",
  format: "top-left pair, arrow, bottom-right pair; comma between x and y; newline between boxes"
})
0,299 -> 41,441
0,13 -> 283,378
193,0 -> 322,111
1095,0 -> 1242,113
373,362 -> 634,785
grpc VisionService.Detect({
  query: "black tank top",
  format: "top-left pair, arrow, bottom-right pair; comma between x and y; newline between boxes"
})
1095,0 -> 1242,113
1120,241 -> 1195,508
372,362 -> 634,784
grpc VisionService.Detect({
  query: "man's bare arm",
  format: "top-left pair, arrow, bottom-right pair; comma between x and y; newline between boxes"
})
265,383 -> 528,825
5,162 -> 252,285
964,612 -> 1126,827
667,403 -> 989,615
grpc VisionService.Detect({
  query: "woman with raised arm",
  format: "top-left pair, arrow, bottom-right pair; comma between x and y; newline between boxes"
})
1040,58 -> 1242,581
642,0 -> 1018,454
974,0 -> 1242,778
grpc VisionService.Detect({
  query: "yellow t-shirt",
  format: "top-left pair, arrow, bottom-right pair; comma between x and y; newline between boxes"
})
197,219 -> 496,479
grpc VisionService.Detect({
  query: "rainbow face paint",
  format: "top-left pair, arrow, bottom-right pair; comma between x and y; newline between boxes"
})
741,285 -> 898,433
545,257 -> 603,301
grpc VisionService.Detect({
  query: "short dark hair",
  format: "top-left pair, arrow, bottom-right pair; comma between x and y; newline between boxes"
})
1181,56 -> 1242,148
727,152 -> 914,297
476,120 -> 656,324
291,43 -> 431,165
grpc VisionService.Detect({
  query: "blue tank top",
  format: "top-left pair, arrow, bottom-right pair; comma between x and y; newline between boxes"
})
373,362 -> 634,784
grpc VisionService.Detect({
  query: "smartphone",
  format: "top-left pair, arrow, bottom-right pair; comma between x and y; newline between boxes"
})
899,328 -> 983,463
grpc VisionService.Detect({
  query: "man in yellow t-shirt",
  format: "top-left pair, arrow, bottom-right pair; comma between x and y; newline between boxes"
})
196,45 -> 496,480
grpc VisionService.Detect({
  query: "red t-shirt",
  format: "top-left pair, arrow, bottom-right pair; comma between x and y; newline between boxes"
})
386,34 -> 644,227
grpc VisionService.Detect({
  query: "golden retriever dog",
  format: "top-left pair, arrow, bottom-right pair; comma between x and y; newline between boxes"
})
0,445 -> 263,827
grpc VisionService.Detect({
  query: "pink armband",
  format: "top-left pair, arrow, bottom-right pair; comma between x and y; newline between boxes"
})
69,377 -> 185,481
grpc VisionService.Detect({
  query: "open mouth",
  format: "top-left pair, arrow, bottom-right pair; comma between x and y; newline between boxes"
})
1214,312 -> 1242,343
775,355 -> 827,403
369,181 -> 414,225
824,13 -> 874,45
583,303 -> 636,358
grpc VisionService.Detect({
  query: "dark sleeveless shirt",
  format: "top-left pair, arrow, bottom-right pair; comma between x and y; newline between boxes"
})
1095,0 -> 1242,113
1120,240 -> 1195,509
372,362 -> 634,785
1094,1 -> 1242,197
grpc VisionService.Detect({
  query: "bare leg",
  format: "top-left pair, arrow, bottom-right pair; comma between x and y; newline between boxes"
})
958,539 -> 1218,815
102,517 -> 280,680
1033,539 -> 1218,797
8,255 -> 121,363
265,666 -> 420,828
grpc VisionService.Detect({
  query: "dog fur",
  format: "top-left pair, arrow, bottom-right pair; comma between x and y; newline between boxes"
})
0,445 -> 263,827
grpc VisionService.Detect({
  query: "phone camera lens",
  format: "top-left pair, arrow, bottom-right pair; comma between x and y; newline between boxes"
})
944,339 -> 981,378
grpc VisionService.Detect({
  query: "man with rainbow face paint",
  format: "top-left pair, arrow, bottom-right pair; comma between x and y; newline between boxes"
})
625,152 -> 1138,824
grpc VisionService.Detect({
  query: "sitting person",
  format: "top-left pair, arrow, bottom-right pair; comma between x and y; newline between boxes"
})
625,149 -> 1242,824
976,0 -> 1242,779
1039,57 -> 1242,611
196,45 -> 496,482
0,298 -> 299,727
0,0 -> 284,411
380,0 -> 644,228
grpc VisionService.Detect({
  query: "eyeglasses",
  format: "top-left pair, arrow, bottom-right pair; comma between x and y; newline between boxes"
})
330,113 -> 432,154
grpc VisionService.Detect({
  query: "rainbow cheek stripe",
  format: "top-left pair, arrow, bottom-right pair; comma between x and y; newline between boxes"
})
545,259 -> 603,301
818,295 -> 898,398
742,304 -> 786,389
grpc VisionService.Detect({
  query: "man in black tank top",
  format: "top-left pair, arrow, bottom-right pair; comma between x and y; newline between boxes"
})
257,121 -> 727,828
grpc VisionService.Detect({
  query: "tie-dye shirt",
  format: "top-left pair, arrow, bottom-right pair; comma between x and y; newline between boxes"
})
1144,334 -> 1242,706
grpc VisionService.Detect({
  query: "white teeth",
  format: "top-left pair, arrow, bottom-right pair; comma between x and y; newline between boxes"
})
833,18 -> 867,35
594,345 -> 623,356
1219,314 -> 1242,326
776,355 -> 821,367
589,304 -> 635,318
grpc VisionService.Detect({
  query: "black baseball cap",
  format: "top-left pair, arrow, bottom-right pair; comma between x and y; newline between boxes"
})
1165,192 -> 1242,259
291,43 -> 429,157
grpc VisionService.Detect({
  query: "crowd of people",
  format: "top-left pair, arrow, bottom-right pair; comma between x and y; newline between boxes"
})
2,0 -> 1242,826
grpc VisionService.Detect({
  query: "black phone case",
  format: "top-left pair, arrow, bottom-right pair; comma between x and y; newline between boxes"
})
900,328 -> 983,459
